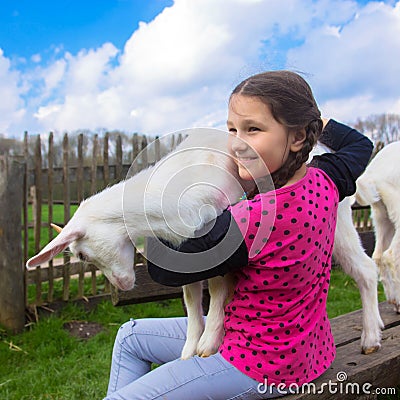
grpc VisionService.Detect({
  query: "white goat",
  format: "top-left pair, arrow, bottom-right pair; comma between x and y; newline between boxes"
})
356,141 -> 400,313
27,129 -> 383,358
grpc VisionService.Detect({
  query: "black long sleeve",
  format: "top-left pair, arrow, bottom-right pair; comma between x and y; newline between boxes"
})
147,209 -> 248,287
309,119 -> 373,201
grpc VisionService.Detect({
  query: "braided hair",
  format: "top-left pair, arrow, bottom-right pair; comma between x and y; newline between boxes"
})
230,71 -> 322,194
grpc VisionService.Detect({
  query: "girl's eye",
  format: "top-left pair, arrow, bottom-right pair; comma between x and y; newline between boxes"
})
228,128 -> 237,135
248,127 -> 260,132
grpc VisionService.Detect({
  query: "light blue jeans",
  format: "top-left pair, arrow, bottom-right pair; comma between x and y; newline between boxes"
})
104,317 -> 285,400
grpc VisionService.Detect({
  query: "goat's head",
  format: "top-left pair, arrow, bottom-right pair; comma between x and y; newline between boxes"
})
26,202 -> 136,291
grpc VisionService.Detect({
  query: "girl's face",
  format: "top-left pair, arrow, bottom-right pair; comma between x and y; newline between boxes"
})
227,94 -> 305,181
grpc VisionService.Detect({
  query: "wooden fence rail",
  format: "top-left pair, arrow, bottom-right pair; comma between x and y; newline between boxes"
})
0,130 -> 373,332
21,132 -> 183,310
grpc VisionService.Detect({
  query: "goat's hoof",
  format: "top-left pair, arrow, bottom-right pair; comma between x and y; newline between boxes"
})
362,345 -> 380,355
387,300 -> 400,313
181,351 -> 196,360
181,345 -> 198,360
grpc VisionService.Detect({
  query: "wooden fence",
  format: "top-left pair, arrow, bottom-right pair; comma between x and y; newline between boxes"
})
0,131 -> 373,332
0,131 -> 186,331
25,132 -> 187,304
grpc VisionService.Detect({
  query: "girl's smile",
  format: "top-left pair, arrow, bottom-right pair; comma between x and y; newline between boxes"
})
227,93 -> 306,183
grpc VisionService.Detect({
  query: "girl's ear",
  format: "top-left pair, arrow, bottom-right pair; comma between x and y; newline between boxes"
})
289,129 -> 307,152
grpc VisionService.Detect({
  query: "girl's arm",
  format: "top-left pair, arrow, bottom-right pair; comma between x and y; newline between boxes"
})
310,119 -> 373,200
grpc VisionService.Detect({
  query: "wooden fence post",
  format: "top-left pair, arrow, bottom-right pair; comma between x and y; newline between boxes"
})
0,155 -> 25,332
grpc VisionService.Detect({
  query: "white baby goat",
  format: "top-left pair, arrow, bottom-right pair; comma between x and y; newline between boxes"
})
27,129 -> 383,358
356,141 -> 400,313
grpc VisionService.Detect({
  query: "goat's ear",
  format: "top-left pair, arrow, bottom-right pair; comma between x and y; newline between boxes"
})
26,230 -> 84,269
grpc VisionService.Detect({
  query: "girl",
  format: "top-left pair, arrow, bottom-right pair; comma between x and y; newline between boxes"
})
104,70 -> 373,400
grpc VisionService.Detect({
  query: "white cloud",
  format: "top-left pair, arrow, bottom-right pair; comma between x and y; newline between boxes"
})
2,0 -> 400,136
31,53 -> 42,63
287,1 -> 400,120
34,104 -> 61,120
42,59 -> 66,94
0,49 -> 25,133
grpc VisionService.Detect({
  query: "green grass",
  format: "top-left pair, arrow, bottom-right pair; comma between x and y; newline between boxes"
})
327,267 -> 387,318
0,299 -> 185,400
1,268 -> 396,400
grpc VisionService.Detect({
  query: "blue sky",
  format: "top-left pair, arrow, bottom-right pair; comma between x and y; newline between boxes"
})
0,1 -> 173,65
1,0 -> 399,137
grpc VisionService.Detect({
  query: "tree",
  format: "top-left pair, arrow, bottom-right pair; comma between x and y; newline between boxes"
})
0,135 -> 23,156
354,114 -> 400,145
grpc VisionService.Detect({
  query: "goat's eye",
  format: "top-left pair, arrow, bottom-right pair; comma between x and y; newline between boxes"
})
78,252 -> 88,262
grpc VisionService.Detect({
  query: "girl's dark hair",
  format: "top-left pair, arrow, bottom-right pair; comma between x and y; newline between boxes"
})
230,70 -> 322,191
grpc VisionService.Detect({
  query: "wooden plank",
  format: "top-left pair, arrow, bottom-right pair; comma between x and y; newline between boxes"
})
130,133 -> 140,176
284,324 -> 400,399
103,132 -> 109,186
90,134 -> 98,195
34,135 -> 42,304
77,133 -> 84,298
141,135 -> 148,168
170,134 -> 176,151
0,156 -> 25,332
34,134 -> 42,254
176,133 -> 183,146
22,132 -> 29,264
62,133 -> 70,301
331,302 -> 400,348
154,136 -> 161,162
111,265 -> 183,306
27,163 -> 138,188
77,133 -> 84,203
26,261 -> 96,284
91,267 -> 97,296
23,132 -> 29,306
103,133 -> 112,294
116,134 -> 123,181
47,132 -> 54,303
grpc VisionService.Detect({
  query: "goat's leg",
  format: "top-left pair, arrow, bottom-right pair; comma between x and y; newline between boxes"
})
377,192 -> 400,312
181,281 -> 205,360
333,199 -> 383,354
197,274 -> 234,357
370,201 -> 395,307
382,232 -> 400,313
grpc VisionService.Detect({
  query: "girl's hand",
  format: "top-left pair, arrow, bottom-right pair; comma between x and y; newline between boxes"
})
322,117 -> 330,130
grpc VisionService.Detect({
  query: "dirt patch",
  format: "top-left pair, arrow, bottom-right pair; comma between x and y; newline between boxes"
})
63,321 -> 104,340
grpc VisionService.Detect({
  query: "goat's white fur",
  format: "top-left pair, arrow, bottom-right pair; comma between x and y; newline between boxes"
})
27,130 -> 383,357
356,141 -> 400,313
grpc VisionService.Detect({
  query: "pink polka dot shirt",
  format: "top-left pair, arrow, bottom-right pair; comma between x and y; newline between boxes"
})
220,167 -> 339,386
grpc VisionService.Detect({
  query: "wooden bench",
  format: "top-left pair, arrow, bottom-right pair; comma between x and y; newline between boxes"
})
284,301 -> 400,400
